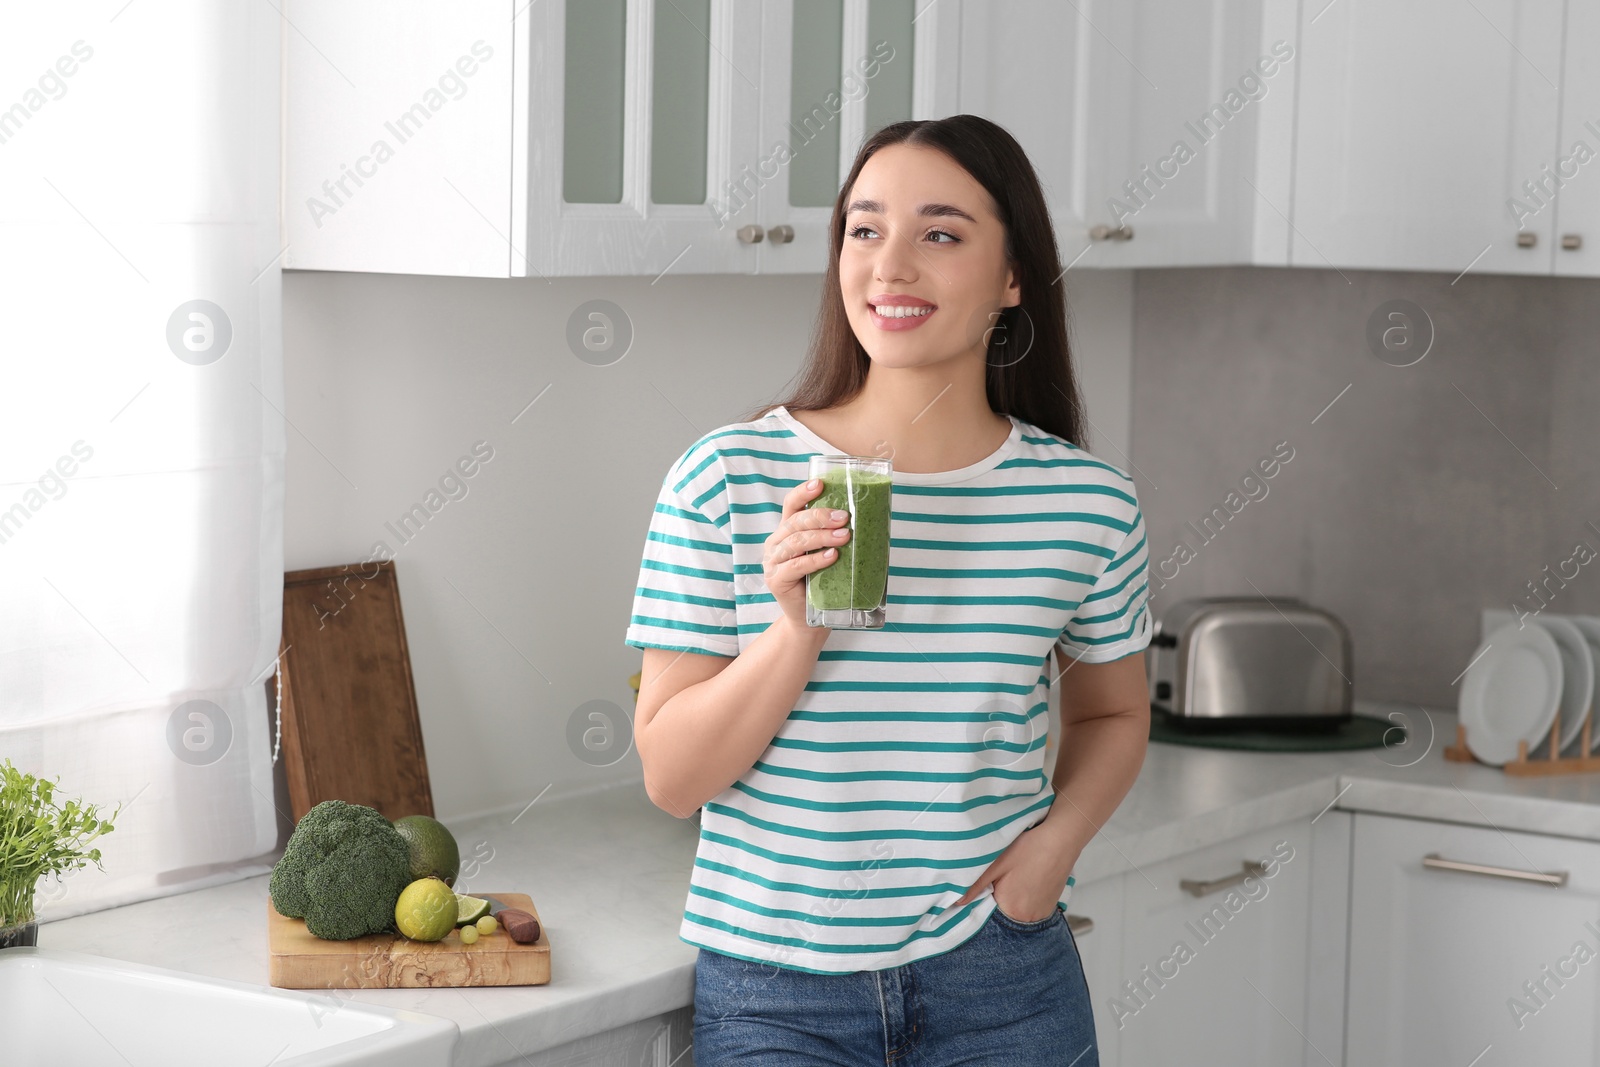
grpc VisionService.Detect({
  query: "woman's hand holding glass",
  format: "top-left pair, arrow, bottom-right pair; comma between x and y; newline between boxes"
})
763,478 -> 851,631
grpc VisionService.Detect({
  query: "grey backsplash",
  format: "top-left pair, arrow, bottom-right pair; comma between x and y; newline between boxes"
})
1128,266 -> 1600,711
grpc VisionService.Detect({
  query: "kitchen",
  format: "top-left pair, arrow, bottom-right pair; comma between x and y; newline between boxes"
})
4,0 -> 1600,1064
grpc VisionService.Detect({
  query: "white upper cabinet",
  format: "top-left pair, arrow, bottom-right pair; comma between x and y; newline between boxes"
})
1553,0 -> 1600,276
283,0 -> 1600,278
529,0 -> 956,277
957,0 -> 1301,269
284,0 -> 956,278
955,2 -> 1099,260
1097,0 -> 1301,268
749,1 -> 961,274
1291,0 -> 1564,276
520,0 -> 763,278
283,1 -> 518,277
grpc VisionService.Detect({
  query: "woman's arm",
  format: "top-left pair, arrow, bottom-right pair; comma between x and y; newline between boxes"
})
1034,648 -> 1151,858
634,616 -> 831,819
634,476 -> 849,819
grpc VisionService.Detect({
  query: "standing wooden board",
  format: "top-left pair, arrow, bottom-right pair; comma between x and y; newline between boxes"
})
269,892 -> 550,988
278,560 -> 433,821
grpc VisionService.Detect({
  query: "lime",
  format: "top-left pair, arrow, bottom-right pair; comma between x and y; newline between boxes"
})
395,877 -> 458,942
392,815 -> 461,886
454,893 -> 491,927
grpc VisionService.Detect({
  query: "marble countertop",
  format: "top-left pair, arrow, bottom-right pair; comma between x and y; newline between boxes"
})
42,700 -> 1600,1066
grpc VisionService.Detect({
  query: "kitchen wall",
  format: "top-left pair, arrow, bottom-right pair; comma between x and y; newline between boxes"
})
281,269 -> 1136,822
1130,266 -> 1600,711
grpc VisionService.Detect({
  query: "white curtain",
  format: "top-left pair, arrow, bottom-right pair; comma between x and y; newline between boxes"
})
0,2 -> 284,919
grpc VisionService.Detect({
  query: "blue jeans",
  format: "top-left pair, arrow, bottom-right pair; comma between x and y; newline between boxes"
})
692,902 -> 1098,1066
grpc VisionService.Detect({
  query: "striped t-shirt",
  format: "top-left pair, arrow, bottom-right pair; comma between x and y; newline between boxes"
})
624,404 -> 1151,974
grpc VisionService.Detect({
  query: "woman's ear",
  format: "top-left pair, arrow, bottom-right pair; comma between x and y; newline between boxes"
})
1003,263 -> 1023,309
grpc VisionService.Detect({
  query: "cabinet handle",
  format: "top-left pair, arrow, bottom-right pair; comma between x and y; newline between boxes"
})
736,224 -> 765,245
1089,224 -> 1134,242
1562,234 -> 1583,251
1066,913 -> 1094,936
1179,860 -> 1267,897
1516,232 -> 1537,248
767,224 -> 794,245
1421,852 -> 1568,887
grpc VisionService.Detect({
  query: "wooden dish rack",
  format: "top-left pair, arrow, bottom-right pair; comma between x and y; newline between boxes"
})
1444,707 -> 1600,776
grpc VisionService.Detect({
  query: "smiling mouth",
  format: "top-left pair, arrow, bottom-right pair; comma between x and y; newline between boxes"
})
868,303 -> 936,319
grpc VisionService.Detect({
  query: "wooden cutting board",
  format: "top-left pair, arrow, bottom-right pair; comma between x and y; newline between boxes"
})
277,560 -> 434,822
268,892 -> 550,988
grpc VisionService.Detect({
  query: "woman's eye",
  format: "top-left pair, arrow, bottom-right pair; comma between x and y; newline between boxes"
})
846,224 -> 959,243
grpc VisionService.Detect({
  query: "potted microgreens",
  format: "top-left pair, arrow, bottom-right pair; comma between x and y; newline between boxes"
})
0,759 -> 120,948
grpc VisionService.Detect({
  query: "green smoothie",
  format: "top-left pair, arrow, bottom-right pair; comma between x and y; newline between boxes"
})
806,467 -> 893,612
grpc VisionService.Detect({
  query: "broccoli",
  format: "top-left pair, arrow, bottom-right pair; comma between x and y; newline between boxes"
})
269,800 -> 412,940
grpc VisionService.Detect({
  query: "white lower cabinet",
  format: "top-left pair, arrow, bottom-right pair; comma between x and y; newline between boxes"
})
1065,873 -> 1127,1066
1346,812 -> 1600,1065
483,1005 -> 692,1067
633,807 -> 1600,1065
1114,818 -> 1313,1066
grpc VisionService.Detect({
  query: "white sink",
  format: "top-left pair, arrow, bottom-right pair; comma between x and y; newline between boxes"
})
0,948 -> 458,1066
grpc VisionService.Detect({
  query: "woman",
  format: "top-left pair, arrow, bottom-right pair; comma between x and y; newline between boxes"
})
624,115 -> 1151,1066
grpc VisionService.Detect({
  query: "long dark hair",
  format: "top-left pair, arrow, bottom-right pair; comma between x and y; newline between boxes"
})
739,114 -> 1087,448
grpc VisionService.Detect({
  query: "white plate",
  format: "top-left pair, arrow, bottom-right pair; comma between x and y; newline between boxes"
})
1459,622 -> 1563,766
1535,616 -> 1595,753
1568,616 -> 1600,751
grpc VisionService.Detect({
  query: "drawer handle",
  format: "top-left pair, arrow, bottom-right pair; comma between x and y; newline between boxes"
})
1421,852 -> 1568,887
1066,913 -> 1094,936
1180,860 -> 1268,898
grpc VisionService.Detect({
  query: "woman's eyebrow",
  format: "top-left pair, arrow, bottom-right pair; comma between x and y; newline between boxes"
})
845,198 -> 977,224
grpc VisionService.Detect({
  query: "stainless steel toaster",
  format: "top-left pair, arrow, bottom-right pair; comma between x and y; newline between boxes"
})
1148,597 -> 1353,726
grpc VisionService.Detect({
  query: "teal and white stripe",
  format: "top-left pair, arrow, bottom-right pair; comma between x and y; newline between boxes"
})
624,405 -> 1151,974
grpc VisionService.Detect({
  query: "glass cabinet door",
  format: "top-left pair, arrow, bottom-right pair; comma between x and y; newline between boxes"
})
754,0 -> 956,274
522,0 -> 956,276
524,0 -> 761,276
786,0 -> 917,209
563,0 -> 717,206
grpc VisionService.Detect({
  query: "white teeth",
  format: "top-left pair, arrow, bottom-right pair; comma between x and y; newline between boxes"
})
872,304 -> 933,319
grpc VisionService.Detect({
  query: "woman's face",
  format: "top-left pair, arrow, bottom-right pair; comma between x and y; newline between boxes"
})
839,142 -> 1020,373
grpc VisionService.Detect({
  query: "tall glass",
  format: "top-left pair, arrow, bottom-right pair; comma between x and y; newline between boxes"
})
804,455 -> 893,629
